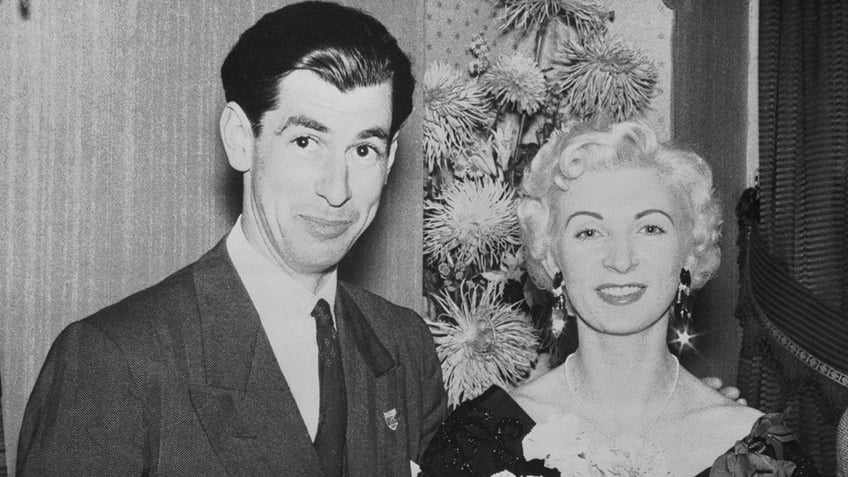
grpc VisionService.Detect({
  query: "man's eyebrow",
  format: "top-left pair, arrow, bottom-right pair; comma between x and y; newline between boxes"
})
635,208 -> 675,225
357,127 -> 390,141
275,115 -> 328,135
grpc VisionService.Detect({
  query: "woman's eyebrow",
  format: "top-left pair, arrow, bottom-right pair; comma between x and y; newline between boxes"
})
564,211 -> 602,229
636,208 -> 674,225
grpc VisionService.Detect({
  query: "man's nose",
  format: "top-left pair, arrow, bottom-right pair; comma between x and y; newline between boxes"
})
315,153 -> 351,207
602,235 -> 638,273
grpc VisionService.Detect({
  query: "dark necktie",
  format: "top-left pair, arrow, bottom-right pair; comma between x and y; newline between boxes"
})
311,298 -> 347,476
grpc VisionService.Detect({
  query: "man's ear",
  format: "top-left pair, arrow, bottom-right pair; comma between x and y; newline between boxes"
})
220,102 -> 254,172
384,135 -> 399,184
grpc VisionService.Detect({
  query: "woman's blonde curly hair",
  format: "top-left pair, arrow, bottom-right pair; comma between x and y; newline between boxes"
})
518,121 -> 722,291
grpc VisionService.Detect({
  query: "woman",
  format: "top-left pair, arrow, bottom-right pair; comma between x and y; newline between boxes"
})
420,122 -> 817,476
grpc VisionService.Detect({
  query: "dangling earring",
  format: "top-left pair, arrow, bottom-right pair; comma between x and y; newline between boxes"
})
551,271 -> 567,337
674,268 -> 693,326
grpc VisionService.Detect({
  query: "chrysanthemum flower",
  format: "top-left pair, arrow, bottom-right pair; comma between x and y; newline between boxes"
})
500,0 -> 609,37
550,34 -> 658,121
424,178 -> 521,269
428,283 -> 539,407
480,54 -> 548,115
424,62 -> 492,172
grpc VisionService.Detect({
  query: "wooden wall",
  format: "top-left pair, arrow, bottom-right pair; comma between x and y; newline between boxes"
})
0,1 -> 423,473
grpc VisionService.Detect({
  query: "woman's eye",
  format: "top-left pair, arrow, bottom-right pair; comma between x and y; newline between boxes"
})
575,229 -> 598,239
641,224 -> 666,235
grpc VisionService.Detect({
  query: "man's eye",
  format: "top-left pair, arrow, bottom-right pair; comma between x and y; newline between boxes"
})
294,137 -> 312,148
356,145 -> 375,158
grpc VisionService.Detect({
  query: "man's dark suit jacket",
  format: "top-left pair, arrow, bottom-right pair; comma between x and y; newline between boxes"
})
17,239 -> 448,476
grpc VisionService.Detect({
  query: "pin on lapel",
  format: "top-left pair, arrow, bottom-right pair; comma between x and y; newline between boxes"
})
383,408 -> 398,431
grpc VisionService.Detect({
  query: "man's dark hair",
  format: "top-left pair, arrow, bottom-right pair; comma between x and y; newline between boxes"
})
221,1 -> 414,137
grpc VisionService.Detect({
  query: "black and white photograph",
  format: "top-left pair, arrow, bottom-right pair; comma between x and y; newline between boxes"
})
1,0 -> 846,475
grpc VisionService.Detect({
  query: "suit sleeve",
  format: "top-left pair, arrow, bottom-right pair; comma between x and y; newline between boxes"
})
412,314 -> 448,459
17,321 -> 148,476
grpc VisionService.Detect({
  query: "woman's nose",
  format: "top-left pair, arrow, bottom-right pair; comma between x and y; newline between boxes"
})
602,236 -> 638,273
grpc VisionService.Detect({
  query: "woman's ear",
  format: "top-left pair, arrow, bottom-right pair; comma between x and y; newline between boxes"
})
220,102 -> 254,172
684,253 -> 697,274
542,249 -> 559,281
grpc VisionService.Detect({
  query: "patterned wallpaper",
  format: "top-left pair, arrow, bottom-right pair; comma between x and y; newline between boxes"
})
424,0 -> 673,141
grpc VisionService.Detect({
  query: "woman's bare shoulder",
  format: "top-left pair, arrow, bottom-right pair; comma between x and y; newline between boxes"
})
659,370 -> 764,473
508,365 -> 571,422
673,369 -> 763,430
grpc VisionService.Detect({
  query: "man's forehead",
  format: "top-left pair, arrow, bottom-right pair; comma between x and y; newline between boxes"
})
262,71 -> 393,128
277,89 -> 391,115
277,71 -> 391,108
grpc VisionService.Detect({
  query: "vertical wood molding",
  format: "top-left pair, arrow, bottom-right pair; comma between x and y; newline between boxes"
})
746,0 -> 759,186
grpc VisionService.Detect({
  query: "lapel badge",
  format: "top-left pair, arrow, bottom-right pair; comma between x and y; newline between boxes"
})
383,408 -> 398,431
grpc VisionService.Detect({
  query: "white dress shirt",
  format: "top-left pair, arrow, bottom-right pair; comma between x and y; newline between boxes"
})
226,217 -> 336,441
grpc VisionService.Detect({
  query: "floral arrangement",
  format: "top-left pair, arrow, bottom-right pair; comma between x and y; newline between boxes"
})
422,0 -> 659,408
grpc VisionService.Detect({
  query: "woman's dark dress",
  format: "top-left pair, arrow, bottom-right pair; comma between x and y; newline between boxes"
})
420,386 -> 819,477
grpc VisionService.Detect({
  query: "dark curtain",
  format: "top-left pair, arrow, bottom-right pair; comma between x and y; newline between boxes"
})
1,374 -> 5,477
736,1 -> 848,475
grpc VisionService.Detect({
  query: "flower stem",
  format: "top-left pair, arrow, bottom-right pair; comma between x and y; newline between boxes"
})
507,21 -> 550,187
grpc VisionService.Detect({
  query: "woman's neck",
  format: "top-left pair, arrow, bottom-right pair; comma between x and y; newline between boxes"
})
564,321 -> 680,439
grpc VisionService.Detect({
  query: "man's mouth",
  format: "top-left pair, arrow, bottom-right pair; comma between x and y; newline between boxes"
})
301,214 -> 356,238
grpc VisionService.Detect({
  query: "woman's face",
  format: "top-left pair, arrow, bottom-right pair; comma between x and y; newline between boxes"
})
550,167 -> 695,335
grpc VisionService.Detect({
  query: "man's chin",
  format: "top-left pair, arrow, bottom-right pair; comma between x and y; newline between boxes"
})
300,245 -> 354,273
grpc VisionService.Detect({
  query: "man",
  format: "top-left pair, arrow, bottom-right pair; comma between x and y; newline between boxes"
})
17,2 -> 447,475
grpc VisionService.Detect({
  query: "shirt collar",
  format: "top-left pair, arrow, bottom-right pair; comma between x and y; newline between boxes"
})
226,216 -> 337,322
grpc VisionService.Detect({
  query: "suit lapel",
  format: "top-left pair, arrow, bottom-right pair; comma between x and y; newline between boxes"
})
188,239 -> 321,475
336,285 -> 408,475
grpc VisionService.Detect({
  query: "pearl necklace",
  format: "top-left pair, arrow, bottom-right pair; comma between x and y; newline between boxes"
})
563,354 -> 680,444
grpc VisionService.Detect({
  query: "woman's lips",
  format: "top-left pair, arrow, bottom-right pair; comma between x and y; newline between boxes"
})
595,284 -> 646,305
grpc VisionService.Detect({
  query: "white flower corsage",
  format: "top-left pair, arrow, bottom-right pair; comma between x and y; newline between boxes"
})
521,414 -> 670,477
